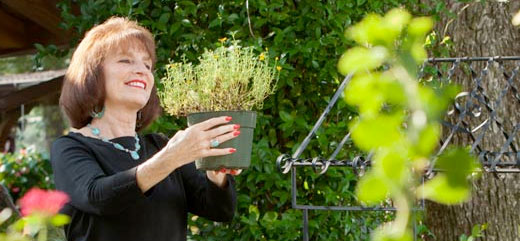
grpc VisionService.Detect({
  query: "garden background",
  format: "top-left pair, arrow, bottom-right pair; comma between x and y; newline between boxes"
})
0,0 -> 519,240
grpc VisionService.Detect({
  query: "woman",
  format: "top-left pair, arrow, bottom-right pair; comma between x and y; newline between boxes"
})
51,17 -> 241,241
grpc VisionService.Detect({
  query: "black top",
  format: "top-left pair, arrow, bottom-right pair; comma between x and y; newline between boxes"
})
50,132 -> 236,241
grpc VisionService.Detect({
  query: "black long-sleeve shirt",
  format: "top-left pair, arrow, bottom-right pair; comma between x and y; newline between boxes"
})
50,132 -> 236,241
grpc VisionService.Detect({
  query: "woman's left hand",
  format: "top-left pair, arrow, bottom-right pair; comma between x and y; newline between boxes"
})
206,169 -> 242,188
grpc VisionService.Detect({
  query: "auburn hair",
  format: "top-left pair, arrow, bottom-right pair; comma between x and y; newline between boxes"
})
59,17 -> 161,132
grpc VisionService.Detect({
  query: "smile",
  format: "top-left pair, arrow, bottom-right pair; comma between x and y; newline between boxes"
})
125,80 -> 147,89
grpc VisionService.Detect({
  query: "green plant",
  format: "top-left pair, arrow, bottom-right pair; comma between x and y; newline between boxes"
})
459,224 -> 486,241
0,150 -> 54,202
159,41 -> 279,116
338,8 -> 480,241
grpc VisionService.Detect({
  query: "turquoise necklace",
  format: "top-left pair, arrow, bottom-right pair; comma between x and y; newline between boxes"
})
87,124 -> 141,160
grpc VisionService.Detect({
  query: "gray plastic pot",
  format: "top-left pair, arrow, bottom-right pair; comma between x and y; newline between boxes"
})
187,110 -> 257,170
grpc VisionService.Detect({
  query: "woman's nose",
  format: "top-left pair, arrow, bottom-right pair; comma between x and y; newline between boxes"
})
133,62 -> 149,75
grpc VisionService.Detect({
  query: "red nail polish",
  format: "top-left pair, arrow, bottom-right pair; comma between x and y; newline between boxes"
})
233,131 -> 240,136
234,124 -> 240,129
220,168 -> 226,173
225,116 -> 232,121
229,148 -> 236,153
230,170 -> 237,175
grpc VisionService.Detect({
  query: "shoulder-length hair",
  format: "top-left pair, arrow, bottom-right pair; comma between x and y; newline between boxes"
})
59,16 -> 161,132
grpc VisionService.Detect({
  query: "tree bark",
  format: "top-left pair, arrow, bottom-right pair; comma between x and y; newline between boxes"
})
424,1 -> 520,241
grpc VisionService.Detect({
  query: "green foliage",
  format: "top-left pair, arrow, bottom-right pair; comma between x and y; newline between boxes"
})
51,0 -> 460,240
459,224 -> 487,241
339,8 -> 480,240
160,42 -> 278,116
0,150 -> 54,202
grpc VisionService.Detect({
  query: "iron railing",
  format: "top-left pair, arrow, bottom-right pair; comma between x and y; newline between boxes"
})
276,56 -> 520,240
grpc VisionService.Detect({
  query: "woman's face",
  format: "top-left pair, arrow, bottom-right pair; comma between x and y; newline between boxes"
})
102,42 -> 154,111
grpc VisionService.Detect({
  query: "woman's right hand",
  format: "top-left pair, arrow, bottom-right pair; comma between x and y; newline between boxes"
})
162,116 -> 241,168
136,116 -> 240,193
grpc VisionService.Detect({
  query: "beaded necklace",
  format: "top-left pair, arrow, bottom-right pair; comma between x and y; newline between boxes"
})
87,124 -> 141,160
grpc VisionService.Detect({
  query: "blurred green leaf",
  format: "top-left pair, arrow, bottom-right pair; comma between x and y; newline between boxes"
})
373,148 -> 408,183
350,114 -> 404,151
408,17 -> 433,37
418,174 -> 470,204
436,148 -> 479,186
50,214 -> 71,226
345,72 -> 406,115
337,46 -> 388,75
413,123 -> 440,157
356,172 -> 389,205
372,226 -> 413,241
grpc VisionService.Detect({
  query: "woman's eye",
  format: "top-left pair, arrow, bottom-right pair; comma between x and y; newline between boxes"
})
145,64 -> 151,70
119,59 -> 130,63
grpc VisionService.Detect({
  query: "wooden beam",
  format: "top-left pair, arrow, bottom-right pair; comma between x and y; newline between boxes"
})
0,76 -> 63,113
0,27 -> 26,49
0,0 -> 65,37
0,43 -> 69,58
0,7 -> 25,37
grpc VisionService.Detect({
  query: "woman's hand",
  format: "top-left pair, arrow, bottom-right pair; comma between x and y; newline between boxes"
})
136,116 -> 240,193
206,169 -> 242,188
162,116 -> 241,168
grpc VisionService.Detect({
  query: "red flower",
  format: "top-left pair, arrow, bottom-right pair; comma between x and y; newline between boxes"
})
19,188 -> 69,216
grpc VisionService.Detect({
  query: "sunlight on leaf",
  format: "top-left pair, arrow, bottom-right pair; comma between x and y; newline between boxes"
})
356,172 -> 389,205
345,72 -> 406,115
350,114 -> 404,151
338,46 -> 388,75
408,17 -> 433,37
373,148 -> 409,183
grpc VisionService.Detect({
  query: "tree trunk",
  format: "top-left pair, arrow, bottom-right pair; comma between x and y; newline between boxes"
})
424,1 -> 520,241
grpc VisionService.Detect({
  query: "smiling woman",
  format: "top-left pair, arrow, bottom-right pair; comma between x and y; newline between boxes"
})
51,17 -> 242,241
59,17 -> 159,130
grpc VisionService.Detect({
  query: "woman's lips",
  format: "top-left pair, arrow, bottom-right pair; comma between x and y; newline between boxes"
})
125,80 -> 147,89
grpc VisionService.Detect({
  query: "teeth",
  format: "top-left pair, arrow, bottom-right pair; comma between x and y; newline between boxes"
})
127,82 -> 145,89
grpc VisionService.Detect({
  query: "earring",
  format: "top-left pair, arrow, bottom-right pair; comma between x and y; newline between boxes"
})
90,106 -> 105,119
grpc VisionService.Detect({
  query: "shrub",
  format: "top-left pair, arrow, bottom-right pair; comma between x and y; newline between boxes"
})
0,150 -> 54,202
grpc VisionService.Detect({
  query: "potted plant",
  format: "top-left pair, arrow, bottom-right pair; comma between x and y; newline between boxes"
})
159,41 -> 279,170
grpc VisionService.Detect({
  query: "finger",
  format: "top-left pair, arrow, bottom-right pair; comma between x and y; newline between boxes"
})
219,169 -> 242,175
211,129 -> 241,147
204,147 -> 237,157
193,116 -> 232,131
206,124 -> 240,138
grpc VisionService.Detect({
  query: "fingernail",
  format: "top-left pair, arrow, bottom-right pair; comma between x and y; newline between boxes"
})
230,170 -> 237,175
225,116 -> 232,121
229,148 -> 236,153
234,124 -> 240,129
220,168 -> 226,173
233,131 -> 240,136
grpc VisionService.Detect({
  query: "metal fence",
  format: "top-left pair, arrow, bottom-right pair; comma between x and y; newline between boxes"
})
276,56 -> 520,240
